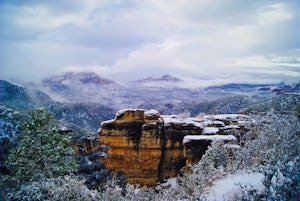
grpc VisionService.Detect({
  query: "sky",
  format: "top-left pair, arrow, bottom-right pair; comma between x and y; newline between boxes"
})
0,0 -> 300,86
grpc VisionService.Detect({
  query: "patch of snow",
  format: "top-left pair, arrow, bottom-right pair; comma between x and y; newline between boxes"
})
202,127 -> 219,134
173,100 -> 182,103
144,109 -> 160,117
156,178 -> 178,191
60,125 -> 68,131
100,119 -> 115,126
212,121 -> 225,127
224,144 -> 241,149
204,120 -> 214,126
100,152 -> 106,157
224,125 -> 240,129
115,108 -> 140,118
162,115 -> 204,128
203,172 -> 264,201
205,114 -> 249,121
85,156 -> 93,166
183,135 -> 237,144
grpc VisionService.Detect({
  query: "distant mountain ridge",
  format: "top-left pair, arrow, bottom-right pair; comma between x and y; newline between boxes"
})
41,71 -> 121,104
0,79 -> 116,131
0,80 -> 52,112
42,71 -> 116,86
136,74 -> 182,83
205,83 -> 270,91
1,77 -> 300,132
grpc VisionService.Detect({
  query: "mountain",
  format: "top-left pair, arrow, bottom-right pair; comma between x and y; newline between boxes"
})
41,72 -> 201,111
4,73 -> 298,131
47,102 -> 115,132
205,83 -> 271,92
190,95 -> 258,116
41,71 -> 123,105
136,74 -> 182,83
42,71 -> 270,114
42,71 -> 116,86
0,80 -> 116,132
0,80 -> 53,112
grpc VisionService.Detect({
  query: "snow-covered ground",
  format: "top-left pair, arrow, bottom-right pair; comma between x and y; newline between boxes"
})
203,172 -> 264,201
183,135 -> 237,144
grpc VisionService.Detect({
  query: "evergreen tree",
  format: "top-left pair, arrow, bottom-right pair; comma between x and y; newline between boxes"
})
5,108 -> 78,184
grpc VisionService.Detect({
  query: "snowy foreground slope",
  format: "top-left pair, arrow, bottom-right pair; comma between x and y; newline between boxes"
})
158,172 -> 264,200
203,172 -> 264,201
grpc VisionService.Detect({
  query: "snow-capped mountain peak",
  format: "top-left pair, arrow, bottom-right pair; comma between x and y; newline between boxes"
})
40,71 -> 122,104
42,71 -> 115,86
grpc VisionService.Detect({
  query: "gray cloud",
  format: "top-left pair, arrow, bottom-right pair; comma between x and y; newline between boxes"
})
0,0 -> 299,84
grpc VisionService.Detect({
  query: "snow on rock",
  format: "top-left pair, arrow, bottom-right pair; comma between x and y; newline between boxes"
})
115,108 -> 142,118
162,115 -> 205,129
204,114 -> 249,121
115,108 -> 160,119
202,127 -> 219,134
162,114 -> 251,131
203,172 -> 264,201
213,120 -> 225,127
203,120 -> 213,126
224,125 -> 240,129
144,109 -> 160,117
183,135 -> 237,144
100,119 -> 115,127
204,120 -> 225,127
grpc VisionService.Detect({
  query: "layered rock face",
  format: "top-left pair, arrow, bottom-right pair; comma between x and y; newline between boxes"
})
99,109 -> 251,186
73,137 -> 102,155
99,109 -> 163,185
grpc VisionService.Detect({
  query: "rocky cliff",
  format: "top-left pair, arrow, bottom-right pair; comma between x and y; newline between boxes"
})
98,109 -> 252,186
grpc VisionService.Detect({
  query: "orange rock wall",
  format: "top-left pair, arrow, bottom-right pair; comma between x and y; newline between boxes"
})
99,110 -> 250,186
99,110 -> 204,186
99,110 -> 165,186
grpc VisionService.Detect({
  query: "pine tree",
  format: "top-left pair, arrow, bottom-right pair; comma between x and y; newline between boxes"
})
5,108 -> 78,184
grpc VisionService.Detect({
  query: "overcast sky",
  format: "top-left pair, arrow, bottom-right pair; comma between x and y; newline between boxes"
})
0,0 -> 299,85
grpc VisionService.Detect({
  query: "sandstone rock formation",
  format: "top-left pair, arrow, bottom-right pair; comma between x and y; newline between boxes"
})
98,109 -> 251,186
73,136 -> 103,155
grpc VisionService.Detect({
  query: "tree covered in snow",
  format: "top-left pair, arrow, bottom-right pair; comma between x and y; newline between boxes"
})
243,113 -> 300,200
5,176 -> 99,201
5,109 -> 78,185
265,157 -> 300,201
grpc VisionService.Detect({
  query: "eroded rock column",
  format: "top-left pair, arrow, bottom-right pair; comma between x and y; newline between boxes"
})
99,109 -> 164,186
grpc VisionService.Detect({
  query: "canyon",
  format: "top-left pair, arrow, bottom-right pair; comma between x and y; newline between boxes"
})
98,109 -> 252,186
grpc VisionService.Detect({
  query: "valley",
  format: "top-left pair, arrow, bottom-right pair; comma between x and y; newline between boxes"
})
1,71 -> 299,200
